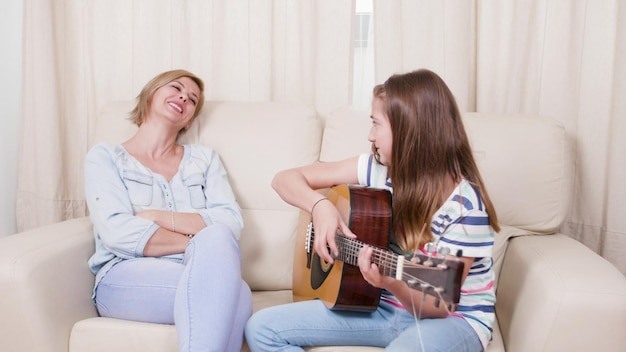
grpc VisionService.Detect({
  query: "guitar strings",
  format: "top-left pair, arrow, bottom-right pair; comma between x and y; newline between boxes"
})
317,230 -> 452,306
311,224 -> 455,350
410,291 -> 427,351
335,234 -> 400,275
335,236 -> 441,352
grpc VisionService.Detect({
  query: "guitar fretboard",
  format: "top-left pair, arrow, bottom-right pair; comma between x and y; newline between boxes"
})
311,231 -> 404,281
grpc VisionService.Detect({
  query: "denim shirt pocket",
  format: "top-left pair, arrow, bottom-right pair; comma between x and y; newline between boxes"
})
184,173 -> 206,209
122,169 -> 153,206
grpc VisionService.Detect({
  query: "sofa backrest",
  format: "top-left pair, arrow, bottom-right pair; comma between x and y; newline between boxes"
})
93,101 -> 323,291
180,102 -> 323,290
320,107 -> 572,280
94,101 -> 571,290
320,108 -> 572,234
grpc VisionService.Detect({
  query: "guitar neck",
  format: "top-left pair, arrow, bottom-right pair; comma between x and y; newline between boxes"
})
334,234 -> 403,280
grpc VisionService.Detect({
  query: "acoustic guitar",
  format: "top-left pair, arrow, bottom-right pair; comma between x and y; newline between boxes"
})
292,184 -> 464,312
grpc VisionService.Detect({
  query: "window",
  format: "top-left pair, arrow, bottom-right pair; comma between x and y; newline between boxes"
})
352,0 -> 374,108
355,12 -> 371,48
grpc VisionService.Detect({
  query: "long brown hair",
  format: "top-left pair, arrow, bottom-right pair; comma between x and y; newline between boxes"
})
373,69 -> 499,252
129,69 -> 205,126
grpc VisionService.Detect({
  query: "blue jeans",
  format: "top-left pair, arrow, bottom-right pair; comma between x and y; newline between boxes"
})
95,224 -> 252,352
245,299 -> 482,352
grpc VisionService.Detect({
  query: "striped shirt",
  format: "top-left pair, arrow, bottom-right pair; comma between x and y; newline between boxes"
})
357,153 -> 495,349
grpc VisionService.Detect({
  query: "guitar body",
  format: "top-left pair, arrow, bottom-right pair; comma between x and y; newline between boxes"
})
292,184 -> 393,311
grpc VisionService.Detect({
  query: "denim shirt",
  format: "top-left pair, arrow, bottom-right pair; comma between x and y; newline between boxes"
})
85,142 -> 243,293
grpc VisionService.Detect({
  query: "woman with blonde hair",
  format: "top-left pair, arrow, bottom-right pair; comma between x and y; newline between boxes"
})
85,69 -> 251,352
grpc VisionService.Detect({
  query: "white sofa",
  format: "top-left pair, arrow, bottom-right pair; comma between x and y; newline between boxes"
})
1,101 -> 625,352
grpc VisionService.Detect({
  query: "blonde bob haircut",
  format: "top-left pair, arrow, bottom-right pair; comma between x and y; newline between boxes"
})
129,69 -> 205,126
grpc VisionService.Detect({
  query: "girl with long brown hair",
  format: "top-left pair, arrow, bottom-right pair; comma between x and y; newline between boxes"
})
246,69 -> 498,351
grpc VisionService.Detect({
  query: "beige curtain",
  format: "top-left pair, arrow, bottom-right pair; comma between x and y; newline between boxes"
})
372,0 -> 626,275
17,0 -> 354,231
373,0 -> 476,112
476,0 -> 626,276
19,0 -> 626,275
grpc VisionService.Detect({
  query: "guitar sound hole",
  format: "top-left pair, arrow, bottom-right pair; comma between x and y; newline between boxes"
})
310,253 -> 333,290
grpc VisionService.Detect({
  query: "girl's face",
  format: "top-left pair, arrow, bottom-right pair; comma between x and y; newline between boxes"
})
368,97 -> 393,165
151,76 -> 201,128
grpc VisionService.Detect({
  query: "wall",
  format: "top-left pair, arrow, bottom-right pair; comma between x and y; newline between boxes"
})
0,0 -> 23,236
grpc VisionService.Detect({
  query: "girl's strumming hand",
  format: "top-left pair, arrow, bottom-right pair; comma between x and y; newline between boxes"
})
312,199 -> 356,264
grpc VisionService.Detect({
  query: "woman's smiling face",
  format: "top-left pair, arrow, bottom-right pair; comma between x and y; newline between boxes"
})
151,76 -> 201,126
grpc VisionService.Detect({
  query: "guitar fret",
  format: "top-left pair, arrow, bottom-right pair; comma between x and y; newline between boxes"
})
334,234 -> 399,277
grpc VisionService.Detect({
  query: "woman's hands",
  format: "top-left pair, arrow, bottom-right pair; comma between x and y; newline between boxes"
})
136,209 -> 208,257
136,209 -> 205,236
135,209 -> 161,223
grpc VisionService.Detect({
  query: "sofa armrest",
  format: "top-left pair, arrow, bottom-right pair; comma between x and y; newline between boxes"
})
496,233 -> 626,352
0,217 -> 97,352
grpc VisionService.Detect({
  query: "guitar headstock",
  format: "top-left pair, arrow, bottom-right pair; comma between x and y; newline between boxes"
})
398,245 -> 464,306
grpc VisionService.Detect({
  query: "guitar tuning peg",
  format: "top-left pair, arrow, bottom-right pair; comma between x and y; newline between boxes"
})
436,247 -> 451,269
420,283 -> 431,295
423,243 -> 437,266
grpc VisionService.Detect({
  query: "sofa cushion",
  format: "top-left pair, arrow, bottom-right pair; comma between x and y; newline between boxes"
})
319,108 -> 570,284
82,102 -> 565,352
70,290 -> 505,352
179,101 -> 323,290
320,108 -> 570,234
319,106 -> 372,162
93,101 -> 323,291
496,234 -> 626,351
179,101 -> 322,212
462,113 -> 571,234
90,101 -> 137,147
70,290 -> 294,352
